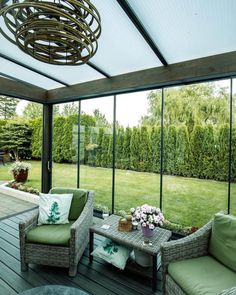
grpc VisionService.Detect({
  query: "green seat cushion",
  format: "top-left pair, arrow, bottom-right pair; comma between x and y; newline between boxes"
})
168,256 -> 236,295
26,221 -> 73,246
209,213 -> 236,272
50,187 -> 88,220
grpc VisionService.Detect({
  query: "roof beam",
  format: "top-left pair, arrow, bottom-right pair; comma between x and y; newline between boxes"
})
87,62 -> 111,78
116,0 -> 168,66
47,51 -> 236,104
0,53 -> 69,87
0,76 -> 46,103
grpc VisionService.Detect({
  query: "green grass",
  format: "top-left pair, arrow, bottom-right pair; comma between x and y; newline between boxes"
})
1,160 -> 235,227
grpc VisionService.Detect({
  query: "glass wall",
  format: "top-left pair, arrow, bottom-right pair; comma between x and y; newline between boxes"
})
231,79 -> 236,216
115,91 -> 161,213
49,78 -> 236,228
162,81 -> 230,227
52,102 -> 78,188
79,97 -> 114,212
0,98 -> 42,191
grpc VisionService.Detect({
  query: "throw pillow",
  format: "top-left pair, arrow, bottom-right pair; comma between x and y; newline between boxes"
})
38,193 -> 73,225
92,238 -> 131,270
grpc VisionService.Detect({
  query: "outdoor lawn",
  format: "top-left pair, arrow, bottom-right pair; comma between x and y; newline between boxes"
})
0,160 -> 235,228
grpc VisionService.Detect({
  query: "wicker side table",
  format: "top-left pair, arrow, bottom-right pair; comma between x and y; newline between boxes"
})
89,214 -> 171,292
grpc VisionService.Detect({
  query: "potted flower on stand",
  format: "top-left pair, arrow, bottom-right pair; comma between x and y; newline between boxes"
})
130,204 -> 164,237
9,161 -> 32,183
130,204 -> 165,267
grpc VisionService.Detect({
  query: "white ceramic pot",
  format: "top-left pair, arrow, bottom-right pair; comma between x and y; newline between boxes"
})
134,249 -> 152,267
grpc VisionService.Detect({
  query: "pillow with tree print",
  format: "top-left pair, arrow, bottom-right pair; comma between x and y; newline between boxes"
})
38,193 -> 73,225
92,238 -> 131,270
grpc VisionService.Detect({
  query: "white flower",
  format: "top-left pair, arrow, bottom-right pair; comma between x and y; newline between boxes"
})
149,224 -> 155,230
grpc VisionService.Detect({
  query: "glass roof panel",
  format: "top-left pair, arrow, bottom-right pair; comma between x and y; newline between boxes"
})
0,33 -> 104,86
127,0 -> 236,63
89,0 -> 162,75
0,58 -> 62,89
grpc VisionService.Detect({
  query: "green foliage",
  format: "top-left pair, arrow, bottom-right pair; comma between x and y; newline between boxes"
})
0,96 -> 18,119
96,128 -> 105,167
138,126 -> 151,171
0,122 -> 31,160
29,118 -> 42,159
175,126 -> 190,176
116,127 -> 125,169
189,125 -> 206,178
122,127 -> 132,170
141,84 -> 230,129
165,125 -> 177,175
215,124 -> 230,181
130,127 -> 140,170
61,102 -> 78,116
150,126 -> 161,173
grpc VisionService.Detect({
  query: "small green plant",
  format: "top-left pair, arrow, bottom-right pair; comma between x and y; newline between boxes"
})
9,161 -> 31,175
7,181 -> 40,195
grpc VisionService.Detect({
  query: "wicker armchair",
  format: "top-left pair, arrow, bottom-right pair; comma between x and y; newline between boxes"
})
19,188 -> 94,277
161,220 -> 236,295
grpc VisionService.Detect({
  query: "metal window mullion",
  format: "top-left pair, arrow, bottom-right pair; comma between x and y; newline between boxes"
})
111,95 -> 116,214
77,100 -> 81,188
228,78 -> 233,214
160,88 -> 164,210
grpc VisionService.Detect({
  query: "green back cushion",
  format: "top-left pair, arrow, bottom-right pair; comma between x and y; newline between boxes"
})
49,187 -> 87,220
26,221 -> 73,246
209,213 -> 236,272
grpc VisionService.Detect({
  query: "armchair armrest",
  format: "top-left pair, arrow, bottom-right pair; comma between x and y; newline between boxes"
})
161,220 -> 212,273
70,190 -> 94,254
19,209 -> 39,236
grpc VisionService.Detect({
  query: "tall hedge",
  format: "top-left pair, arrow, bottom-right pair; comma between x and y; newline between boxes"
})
28,116 -> 236,182
175,125 -> 189,176
150,126 -> 161,173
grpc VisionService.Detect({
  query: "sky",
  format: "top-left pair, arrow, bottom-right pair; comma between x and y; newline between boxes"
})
16,90 -> 151,127
16,79 -> 232,127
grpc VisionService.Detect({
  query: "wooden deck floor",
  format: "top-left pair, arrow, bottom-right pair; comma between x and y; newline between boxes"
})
0,211 -> 162,295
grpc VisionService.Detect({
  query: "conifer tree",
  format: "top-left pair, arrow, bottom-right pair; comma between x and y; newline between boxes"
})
96,128 -> 104,167
0,123 -> 31,160
100,131 -> 111,167
0,96 -> 18,119
115,127 -> 124,169
139,126 -> 151,171
165,125 -> 177,175
150,126 -> 161,173
202,125 -> 215,179
176,125 -> 190,176
122,127 -> 132,169
130,127 -> 140,170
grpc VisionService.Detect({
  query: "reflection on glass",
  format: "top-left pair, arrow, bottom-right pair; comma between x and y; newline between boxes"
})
0,99 -> 42,191
52,102 -> 78,188
115,91 -> 161,214
80,97 -> 113,212
162,81 -> 230,227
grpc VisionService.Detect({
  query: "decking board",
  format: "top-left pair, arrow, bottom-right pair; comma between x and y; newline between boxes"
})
0,212 -> 162,295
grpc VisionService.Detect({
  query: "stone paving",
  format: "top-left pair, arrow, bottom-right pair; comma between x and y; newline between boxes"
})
0,192 -> 38,221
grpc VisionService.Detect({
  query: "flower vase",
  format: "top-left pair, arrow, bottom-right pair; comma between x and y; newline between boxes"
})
142,226 -> 154,237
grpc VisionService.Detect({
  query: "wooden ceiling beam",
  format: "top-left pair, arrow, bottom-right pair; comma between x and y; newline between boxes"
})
47,51 -> 236,104
0,76 -> 46,103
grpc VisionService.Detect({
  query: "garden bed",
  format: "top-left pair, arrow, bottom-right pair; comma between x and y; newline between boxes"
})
0,182 -> 39,205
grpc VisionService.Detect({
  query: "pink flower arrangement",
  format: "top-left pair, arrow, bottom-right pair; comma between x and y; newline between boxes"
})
130,204 -> 164,229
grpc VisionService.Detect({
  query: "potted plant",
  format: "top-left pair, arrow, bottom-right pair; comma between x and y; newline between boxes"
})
130,204 -> 164,237
9,161 -> 32,183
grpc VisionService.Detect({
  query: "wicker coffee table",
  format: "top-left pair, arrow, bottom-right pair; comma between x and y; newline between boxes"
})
89,214 -> 171,292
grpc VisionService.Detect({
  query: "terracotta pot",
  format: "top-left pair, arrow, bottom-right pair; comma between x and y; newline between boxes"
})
13,169 -> 28,182
142,226 -> 154,237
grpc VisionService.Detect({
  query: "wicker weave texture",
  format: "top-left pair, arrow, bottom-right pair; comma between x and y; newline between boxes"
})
19,190 -> 94,276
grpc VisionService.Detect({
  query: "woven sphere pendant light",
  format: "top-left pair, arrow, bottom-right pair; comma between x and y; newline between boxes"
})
0,0 -> 101,65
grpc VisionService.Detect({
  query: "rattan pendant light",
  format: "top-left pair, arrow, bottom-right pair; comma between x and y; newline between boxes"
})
0,0 -> 101,65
